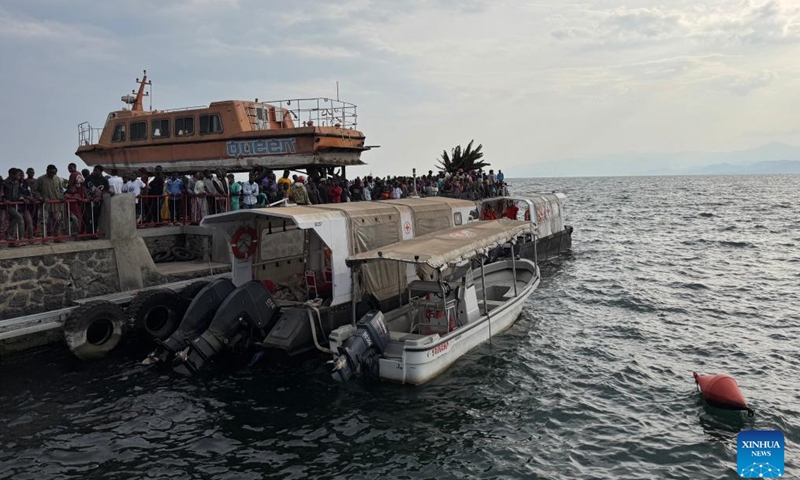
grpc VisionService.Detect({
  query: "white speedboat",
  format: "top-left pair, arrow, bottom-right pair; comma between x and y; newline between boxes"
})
329,219 -> 540,385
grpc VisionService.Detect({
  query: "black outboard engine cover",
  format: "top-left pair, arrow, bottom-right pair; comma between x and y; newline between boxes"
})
332,310 -> 390,383
145,278 -> 236,366
174,280 -> 281,375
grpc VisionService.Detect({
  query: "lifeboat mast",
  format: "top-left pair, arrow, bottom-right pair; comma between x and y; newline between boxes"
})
121,70 -> 151,112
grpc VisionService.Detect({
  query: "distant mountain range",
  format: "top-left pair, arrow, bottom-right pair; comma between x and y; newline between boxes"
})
506,142 -> 800,177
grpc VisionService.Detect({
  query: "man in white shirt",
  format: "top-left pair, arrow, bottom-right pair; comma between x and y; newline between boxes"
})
392,184 -> 402,199
242,173 -> 260,208
122,173 -> 146,222
107,169 -> 124,194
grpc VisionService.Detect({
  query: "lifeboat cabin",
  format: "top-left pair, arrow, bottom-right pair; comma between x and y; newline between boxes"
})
76,72 -> 369,174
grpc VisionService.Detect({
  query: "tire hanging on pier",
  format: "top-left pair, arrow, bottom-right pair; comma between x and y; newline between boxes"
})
63,301 -> 125,361
127,289 -> 190,341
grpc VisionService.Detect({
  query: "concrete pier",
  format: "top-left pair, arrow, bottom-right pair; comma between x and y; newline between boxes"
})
0,193 -> 232,355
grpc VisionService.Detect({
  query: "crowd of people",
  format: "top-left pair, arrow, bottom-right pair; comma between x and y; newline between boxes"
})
1,162 -> 509,244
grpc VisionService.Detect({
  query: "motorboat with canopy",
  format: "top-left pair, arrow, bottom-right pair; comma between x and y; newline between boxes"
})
329,219 -> 540,385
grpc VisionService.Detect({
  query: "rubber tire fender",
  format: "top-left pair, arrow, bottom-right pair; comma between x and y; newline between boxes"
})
171,246 -> 195,262
179,280 -> 211,300
127,289 -> 190,340
63,300 -> 125,361
152,250 -> 173,263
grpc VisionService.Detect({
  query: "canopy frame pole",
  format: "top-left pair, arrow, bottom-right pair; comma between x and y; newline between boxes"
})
397,261 -> 403,308
480,256 -> 491,347
351,264 -> 358,325
439,269 -> 448,332
511,240 -> 518,297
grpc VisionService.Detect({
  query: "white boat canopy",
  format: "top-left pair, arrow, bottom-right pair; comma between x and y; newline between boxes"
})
346,219 -> 532,269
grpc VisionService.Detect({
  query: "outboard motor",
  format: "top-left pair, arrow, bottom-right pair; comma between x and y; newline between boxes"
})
143,278 -> 236,366
173,280 -> 281,375
331,310 -> 390,383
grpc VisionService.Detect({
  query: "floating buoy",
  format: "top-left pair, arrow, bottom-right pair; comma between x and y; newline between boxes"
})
693,372 -> 754,416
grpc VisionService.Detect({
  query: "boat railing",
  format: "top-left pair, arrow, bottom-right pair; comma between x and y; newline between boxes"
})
78,122 -> 104,146
258,98 -> 358,129
158,105 -> 208,113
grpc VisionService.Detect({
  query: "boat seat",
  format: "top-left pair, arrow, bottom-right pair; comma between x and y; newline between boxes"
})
389,331 -> 437,347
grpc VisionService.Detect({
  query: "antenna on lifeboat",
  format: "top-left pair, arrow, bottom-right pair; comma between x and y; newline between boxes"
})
123,70 -> 152,112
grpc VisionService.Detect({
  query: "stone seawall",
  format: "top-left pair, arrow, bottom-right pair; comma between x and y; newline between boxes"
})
0,242 -> 120,320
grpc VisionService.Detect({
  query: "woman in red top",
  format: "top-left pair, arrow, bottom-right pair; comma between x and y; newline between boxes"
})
328,183 -> 343,203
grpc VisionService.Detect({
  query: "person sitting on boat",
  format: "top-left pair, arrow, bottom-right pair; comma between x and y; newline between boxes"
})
503,203 -> 519,220
481,204 -> 498,220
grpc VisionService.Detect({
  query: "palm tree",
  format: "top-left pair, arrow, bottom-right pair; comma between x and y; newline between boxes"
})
437,140 -> 489,173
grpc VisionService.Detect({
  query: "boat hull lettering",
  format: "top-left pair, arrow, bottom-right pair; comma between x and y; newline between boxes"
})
227,138 -> 297,157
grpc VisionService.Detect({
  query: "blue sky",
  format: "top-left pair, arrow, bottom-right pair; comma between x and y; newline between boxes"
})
2,0 -> 800,177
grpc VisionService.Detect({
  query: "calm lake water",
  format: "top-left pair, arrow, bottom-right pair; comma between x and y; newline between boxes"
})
1,175 -> 798,479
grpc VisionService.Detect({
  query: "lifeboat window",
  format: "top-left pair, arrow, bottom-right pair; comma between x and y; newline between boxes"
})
111,123 -> 126,142
130,121 -> 147,141
176,117 -> 194,136
454,212 -> 463,226
151,119 -> 170,138
199,114 -> 223,134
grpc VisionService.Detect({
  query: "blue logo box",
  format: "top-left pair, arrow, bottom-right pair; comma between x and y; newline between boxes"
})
737,430 -> 784,478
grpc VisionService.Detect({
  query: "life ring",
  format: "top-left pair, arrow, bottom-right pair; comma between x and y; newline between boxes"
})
231,227 -> 258,259
127,289 -> 190,340
63,300 -> 125,361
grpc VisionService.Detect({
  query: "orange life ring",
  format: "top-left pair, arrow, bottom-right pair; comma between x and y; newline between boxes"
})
231,227 -> 258,259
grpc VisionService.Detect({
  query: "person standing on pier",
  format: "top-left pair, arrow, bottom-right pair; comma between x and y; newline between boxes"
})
34,165 -> 66,241
84,166 -> 109,234
148,167 -> 165,224
213,168 -> 230,213
122,173 -> 146,223
192,172 -> 208,224
65,163 -> 85,235
242,173 -> 259,209
278,170 -> 292,197
2,168 -> 26,245
290,176 -> 310,205
166,172 -> 183,223
228,173 -> 241,211
107,169 -> 124,195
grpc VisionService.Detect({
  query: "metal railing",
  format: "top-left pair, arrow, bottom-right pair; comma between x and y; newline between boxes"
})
135,194 -> 230,228
78,122 -> 104,146
0,199 -> 104,245
257,98 -> 358,129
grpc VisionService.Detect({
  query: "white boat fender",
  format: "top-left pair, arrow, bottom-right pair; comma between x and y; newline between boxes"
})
63,300 -> 125,361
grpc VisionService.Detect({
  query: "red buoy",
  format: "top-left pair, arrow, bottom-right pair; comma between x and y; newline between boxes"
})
693,372 -> 754,416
